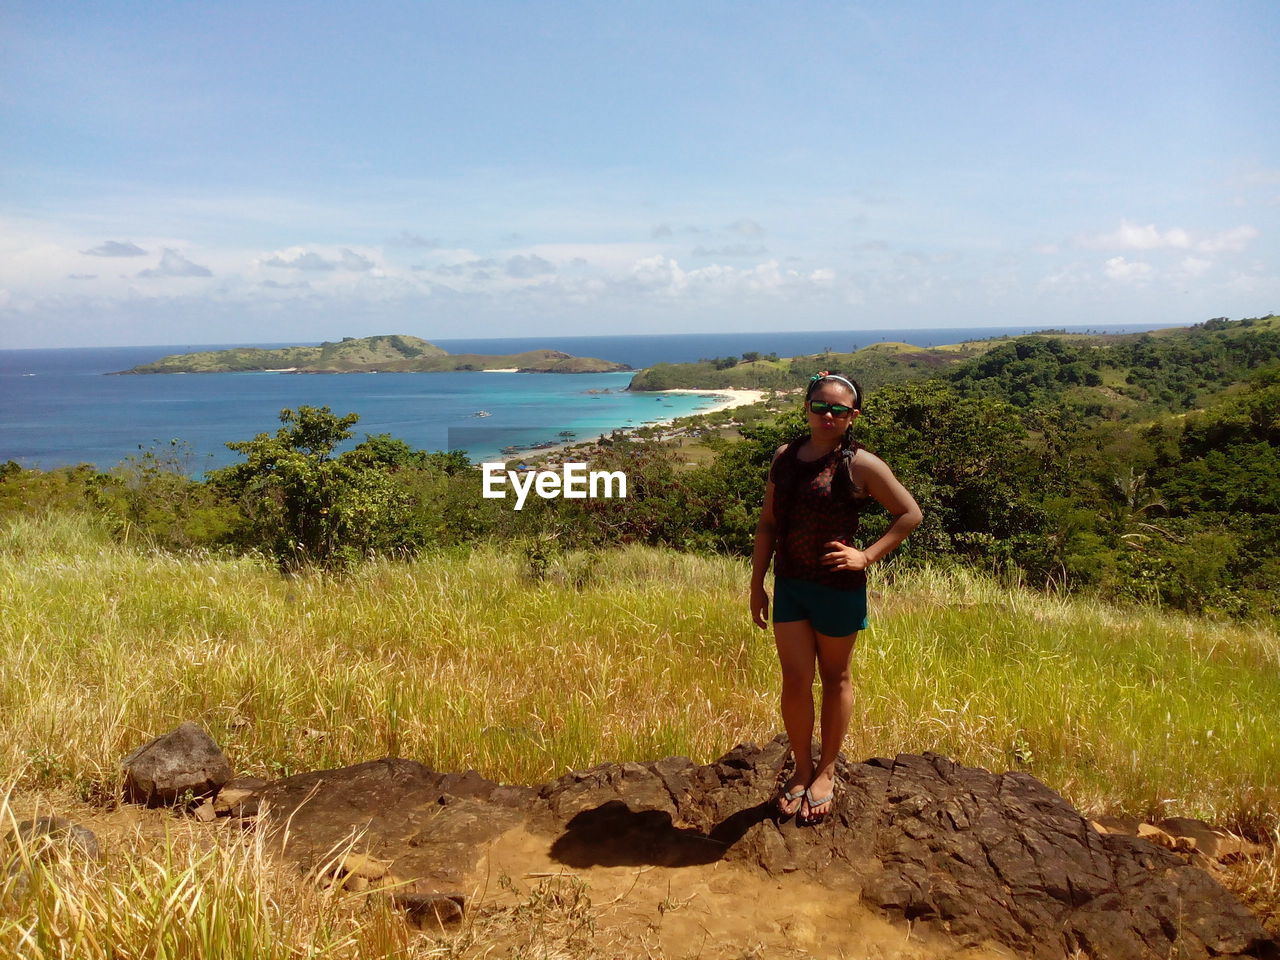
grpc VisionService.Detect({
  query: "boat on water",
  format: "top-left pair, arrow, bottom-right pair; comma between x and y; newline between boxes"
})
473,410 -> 492,418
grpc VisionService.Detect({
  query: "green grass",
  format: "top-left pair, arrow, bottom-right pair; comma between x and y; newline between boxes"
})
2,513 -> 1277,832
3,512 -> 1279,956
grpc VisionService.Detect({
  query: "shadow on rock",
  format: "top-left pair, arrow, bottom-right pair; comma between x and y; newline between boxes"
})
550,798 -> 771,868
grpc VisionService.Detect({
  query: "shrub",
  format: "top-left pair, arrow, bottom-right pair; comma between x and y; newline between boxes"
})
210,406 -> 413,570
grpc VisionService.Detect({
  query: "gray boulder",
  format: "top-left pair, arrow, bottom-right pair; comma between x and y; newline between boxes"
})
122,721 -> 232,806
6,816 -> 100,863
4,816 -> 100,898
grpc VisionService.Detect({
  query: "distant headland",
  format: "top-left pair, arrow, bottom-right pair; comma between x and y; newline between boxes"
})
110,334 -> 631,375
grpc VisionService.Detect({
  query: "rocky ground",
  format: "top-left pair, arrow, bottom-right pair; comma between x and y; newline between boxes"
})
8,728 -> 1278,960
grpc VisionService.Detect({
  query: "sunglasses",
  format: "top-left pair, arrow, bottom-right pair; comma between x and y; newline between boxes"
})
808,401 -> 854,416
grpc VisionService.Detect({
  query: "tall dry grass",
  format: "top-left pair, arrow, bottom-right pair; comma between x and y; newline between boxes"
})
0,783 -> 610,959
2,513 -> 1276,827
3,512 -> 1280,955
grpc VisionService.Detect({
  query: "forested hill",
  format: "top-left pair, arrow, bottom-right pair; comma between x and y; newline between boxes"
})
8,314 -> 1279,620
628,341 -> 983,393
627,314 -> 1280,619
629,315 -> 1280,419
113,334 -> 630,374
945,314 -> 1280,415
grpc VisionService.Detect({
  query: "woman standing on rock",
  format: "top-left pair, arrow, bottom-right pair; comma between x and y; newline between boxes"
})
751,372 -> 922,823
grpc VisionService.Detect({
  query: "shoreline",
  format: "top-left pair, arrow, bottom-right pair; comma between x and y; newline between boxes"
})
490,387 -> 768,465
650,387 -> 767,413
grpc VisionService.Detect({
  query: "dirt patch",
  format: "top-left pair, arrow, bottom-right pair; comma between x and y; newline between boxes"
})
469,823 -> 1016,959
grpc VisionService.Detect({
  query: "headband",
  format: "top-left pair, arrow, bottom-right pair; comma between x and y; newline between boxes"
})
809,371 -> 860,406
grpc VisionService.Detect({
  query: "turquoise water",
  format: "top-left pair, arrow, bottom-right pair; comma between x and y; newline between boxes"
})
0,324 -> 1176,471
0,363 -> 717,471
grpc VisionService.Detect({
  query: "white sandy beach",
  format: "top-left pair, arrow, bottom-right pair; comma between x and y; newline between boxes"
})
480,367 -> 519,373
632,388 -> 767,440
496,387 -> 769,465
655,387 -> 766,414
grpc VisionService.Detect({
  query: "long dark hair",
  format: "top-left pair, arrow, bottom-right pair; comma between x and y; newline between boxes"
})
802,370 -> 865,496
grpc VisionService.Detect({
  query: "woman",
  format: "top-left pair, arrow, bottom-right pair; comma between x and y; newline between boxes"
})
750,372 -> 922,823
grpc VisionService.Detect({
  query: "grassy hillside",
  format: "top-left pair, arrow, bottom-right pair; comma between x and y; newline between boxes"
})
945,314 -> 1280,414
3,513 -> 1278,955
629,316 -> 1280,417
115,335 -> 629,374
118,334 -> 447,373
4,513 -> 1276,826
628,342 -> 980,392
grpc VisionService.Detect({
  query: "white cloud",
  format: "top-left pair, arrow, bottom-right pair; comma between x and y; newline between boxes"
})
1228,166 -> 1280,188
630,255 -> 684,292
623,255 -> 835,299
339,249 -> 374,271
1179,257 -> 1211,278
1086,221 -> 1258,254
1092,222 -> 1191,250
82,240 -> 147,257
523,242 -> 661,272
1196,225 -> 1259,254
260,247 -> 373,271
728,219 -> 766,237
432,258 -> 496,277
386,231 -> 439,248
137,248 -> 213,278
691,244 -> 769,258
262,250 -> 335,271
504,254 -> 556,278
1103,256 -> 1153,282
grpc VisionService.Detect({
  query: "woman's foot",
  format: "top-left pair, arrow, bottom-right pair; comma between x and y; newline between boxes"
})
776,776 -> 807,818
802,770 -> 836,823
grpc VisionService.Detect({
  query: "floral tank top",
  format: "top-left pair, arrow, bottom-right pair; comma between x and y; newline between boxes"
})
769,440 -> 870,591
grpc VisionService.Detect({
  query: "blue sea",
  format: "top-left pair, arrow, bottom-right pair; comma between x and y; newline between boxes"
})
1,324 -> 1174,472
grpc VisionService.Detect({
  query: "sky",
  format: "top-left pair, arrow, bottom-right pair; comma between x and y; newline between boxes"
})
1,0 -> 1277,349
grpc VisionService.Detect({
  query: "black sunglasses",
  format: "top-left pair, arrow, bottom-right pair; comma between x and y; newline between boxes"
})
809,401 -> 853,416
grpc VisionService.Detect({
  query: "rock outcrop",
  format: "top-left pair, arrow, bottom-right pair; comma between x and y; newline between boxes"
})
238,738 -> 1276,960
4,816 -> 101,898
122,722 -> 232,806
5,816 -> 100,864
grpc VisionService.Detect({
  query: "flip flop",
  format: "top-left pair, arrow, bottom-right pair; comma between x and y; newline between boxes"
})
803,785 -> 834,824
776,784 -> 806,817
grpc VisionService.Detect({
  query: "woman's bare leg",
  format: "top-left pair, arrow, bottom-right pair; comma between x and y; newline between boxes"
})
804,630 -> 858,819
773,619 -> 818,814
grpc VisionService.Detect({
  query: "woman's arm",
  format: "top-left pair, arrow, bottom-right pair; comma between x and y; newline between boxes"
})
750,480 -> 777,629
750,447 -> 787,628
823,451 -> 922,571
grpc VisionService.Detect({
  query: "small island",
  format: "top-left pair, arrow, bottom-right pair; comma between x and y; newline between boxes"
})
111,334 -> 630,375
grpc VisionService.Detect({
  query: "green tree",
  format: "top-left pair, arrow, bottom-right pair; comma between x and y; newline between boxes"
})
855,381 -> 1046,566
105,440 -> 236,550
210,406 -> 408,570
1101,466 -> 1176,551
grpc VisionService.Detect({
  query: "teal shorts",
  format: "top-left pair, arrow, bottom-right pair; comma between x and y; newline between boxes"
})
772,576 -> 869,637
